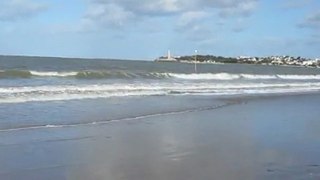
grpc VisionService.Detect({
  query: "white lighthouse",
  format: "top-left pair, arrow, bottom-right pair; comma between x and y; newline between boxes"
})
155,50 -> 177,62
167,50 -> 172,60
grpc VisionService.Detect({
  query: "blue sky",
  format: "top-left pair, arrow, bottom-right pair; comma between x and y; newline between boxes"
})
0,0 -> 319,60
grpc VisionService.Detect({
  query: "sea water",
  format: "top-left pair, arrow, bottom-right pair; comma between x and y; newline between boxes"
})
2,56 -> 320,180
1,55 -> 320,131
1,56 -> 320,103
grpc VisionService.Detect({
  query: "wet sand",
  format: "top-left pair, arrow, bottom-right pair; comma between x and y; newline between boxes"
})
1,94 -> 320,180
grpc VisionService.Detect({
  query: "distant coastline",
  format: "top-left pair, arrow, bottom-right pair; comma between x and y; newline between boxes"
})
1,54 -> 319,68
156,54 -> 320,68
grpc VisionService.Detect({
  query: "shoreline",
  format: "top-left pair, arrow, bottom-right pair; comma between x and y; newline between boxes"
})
1,92 -> 320,179
2,91 -> 320,133
158,59 -> 320,69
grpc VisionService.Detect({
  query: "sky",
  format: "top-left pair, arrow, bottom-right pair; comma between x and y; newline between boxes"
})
0,0 -> 319,60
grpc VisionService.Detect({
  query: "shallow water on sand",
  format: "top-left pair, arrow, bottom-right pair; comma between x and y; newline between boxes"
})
1,94 -> 320,180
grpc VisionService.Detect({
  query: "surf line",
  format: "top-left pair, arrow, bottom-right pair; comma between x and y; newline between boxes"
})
0,101 -> 242,133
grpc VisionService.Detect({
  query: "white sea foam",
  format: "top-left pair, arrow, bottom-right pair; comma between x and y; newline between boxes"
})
4,70 -> 320,80
1,82 -> 319,94
277,75 -> 320,80
168,73 -> 241,80
165,73 -> 320,80
30,71 -> 78,77
240,74 -> 278,80
1,82 -> 320,103
45,125 -> 63,128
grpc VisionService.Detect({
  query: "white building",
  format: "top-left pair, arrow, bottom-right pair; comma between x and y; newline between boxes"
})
155,50 -> 177,62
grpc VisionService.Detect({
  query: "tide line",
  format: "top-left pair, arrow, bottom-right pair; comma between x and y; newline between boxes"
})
0,101 -> 239,133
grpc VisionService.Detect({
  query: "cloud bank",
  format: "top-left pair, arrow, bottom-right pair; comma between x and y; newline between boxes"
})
83,0 -> 258,29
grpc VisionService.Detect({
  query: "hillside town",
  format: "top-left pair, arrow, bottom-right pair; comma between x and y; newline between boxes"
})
235,55 -> 320,67
155,51 -> 320,68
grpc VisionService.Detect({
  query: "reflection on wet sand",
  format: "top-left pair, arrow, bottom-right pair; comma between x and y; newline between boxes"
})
1,94 -> 320,180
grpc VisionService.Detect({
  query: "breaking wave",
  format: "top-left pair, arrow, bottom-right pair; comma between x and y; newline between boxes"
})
0,70 -> 169,79
1,70 -> 320,80
29,71 -> 77,77
0,70 -> 32,78
0,70 -> 77,78
1,82 -> 320,103
2,70 -> 320,103
168,73 -> 320,80
168,73 -> 240,80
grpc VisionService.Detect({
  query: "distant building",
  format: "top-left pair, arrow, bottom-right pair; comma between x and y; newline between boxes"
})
155,50 -> 177,62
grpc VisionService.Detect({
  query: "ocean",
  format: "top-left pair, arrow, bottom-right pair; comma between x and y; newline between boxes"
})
1,56 -> 320,179
1,56 -> 320,104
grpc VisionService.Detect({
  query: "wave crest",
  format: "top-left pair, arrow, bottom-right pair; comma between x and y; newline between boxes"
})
1,70 -> 320,80
1,82 -> 320,103
168,73 -> 240,80
0,70 -> 32,78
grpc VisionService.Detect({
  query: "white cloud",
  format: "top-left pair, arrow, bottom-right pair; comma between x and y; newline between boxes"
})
0,0 -> 47,21
77,0 -> 259,44
177,11 -> 209,28
83,3 -> 136,28
84,0 -> 258,29
91,0 -> 184,16
219,1 -> 257,18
